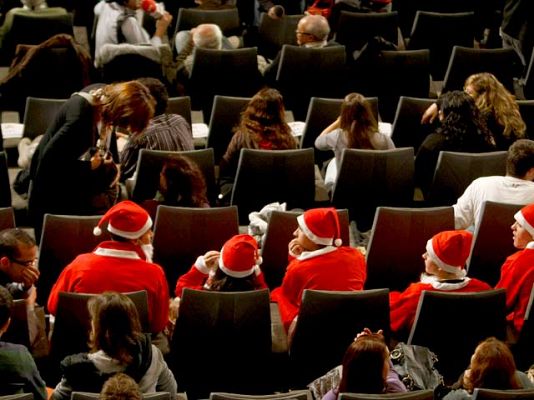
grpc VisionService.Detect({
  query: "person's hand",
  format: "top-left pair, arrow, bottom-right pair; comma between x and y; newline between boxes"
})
90,151 -> 103,170
156,11 -> 173,34
105,157 -> 121,188
10,264 -> 39,288
421,103 -> 438,124
355,327 -> 383,340
26,286 -> 37,308
288,239 -> 304,257
462,369 -> 472,389
203,250 -> 220,270
169,297 -> 180,322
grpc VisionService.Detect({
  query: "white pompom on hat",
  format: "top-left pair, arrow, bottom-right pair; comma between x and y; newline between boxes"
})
93,200 -> 152,240
425,230 -> 473,275
297,207 -> 342,247
219,234 -> 262,278
514,203 -> 534,238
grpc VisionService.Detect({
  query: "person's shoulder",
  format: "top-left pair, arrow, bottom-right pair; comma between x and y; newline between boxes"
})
0,341 -> 31,354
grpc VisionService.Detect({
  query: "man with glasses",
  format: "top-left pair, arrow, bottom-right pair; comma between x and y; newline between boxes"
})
0,228 -> 39,300
264,14 -> 338,83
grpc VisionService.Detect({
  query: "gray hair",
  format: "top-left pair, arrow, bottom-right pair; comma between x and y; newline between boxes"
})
300,15 -> 330,41
192,24 -> 223,50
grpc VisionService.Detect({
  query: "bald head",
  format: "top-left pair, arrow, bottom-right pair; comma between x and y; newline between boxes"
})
192,23 -> 223,50
296,15 -> 330,45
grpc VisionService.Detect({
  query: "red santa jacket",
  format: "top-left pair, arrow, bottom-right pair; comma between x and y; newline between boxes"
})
496,246 -> 534,333
271,246 -> 366,330
390,275 -> 492,336
174,256 -> 268,298
47,241 -> 170,333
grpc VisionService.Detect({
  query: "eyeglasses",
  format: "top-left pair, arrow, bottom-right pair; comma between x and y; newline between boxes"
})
295,31 -> 313,36
9,258 -> 38,268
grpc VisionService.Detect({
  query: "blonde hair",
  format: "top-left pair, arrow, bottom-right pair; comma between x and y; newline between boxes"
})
465,73 -> 526,140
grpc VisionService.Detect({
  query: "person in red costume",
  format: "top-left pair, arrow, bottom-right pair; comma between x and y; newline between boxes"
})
271,207 -> 366,331
390,230 -> 491,339
496,202 -> 534,334
47,200 -> 169,335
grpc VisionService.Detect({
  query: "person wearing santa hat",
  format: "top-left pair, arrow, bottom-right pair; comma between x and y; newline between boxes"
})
270,207 -> 367,331
47,201 -> 169,335
496,202 -> 534,334
390,230 -> 491,339
174,234 -> 267,298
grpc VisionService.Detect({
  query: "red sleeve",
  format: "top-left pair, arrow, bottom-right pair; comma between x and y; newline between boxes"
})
270,260 -> 303,330
47,264 -> 76,315
389,283 -> 428,335
149,265 -> 170,334
174,265 -> 209,298
254,270 -> 268,289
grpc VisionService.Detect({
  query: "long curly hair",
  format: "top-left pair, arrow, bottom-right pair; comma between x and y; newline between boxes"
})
436,90 -> 495,149
464,337 -> 520,393
465,73 -> 526,140
88,292 -> 143,365
159,157 -> 209,207
339,93 -> 379,149
236,88 -> 298,150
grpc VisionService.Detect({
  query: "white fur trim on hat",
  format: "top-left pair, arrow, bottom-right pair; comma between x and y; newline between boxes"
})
108,216 -> 153,240
515,210 -> 534,238
426,239 -> 466,277
218,247 -> 257,278
297,214 -> 334,246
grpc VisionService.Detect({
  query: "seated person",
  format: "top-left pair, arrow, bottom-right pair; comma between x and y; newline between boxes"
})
94,0 -> 172,62
436,337 -> 533,399
271,208 -> 367,330
390,230 -> 491,339
120,77 -> 194,181
496,202 -> 534,335
320,328 -> 406,400
0,286 -> 46,400
51,292 -> 177,400
100,373 -> 142,400
47,201 -> 170,336
140,157 -> 210,221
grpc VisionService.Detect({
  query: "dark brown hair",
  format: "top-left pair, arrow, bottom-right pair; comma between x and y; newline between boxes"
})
160,157 -> 209,207
339,93 -> 379,150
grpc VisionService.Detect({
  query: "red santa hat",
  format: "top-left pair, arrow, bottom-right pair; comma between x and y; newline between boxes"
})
425,230 -> 473,275
514,203 -> 534,238
219,234 -> 262,278
297,207 -> 342,247
93,200 -> 152,239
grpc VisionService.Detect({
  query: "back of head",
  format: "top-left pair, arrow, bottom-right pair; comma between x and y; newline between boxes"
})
467,337 -> 519,392
506,139 -> 534,178
137,77 -> 168,116
0,286 -> 13,329
339,334 -> 389,394
0,228 -> 36,259
299,15 -> 330,42
97,81 -> 155,135
340,92 -> 378,149
192,24 -> 223,50
100,373 -> 142,400
88,292 -> 142,365
160,157 -> 208,207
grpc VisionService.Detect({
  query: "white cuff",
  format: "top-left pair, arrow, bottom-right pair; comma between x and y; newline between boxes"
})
194,256 -> 210,275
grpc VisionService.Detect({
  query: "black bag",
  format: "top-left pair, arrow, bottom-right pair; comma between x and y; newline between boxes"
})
391,342 -> 444,391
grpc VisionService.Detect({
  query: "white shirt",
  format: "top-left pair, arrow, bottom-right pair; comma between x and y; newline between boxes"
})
453,175 -> 534,229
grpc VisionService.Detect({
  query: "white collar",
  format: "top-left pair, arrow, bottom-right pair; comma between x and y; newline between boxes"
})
526,241 -> 534,249
297,246 -> 337,261
93,247 -> 142,260
420,273 -> 471,290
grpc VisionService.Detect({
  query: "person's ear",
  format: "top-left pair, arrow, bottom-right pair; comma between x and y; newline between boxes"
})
524,167 -> 534,181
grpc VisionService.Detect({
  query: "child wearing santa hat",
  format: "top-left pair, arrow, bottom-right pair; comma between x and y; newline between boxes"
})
496,203 -> 534,334
174,234 -> 268,298
390,230 -> 491,339
270,207 -> 367,331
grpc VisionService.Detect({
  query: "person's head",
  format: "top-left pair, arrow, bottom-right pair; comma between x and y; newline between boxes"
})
100,373 -> 142,400
93,201 -> 153,248
137,77 -> 168,116
464,73 -> 526,140
340,92 -> 379,149
511,203 -> 534,249
423,230 -> 473,279
158,157 -> 209,208
339,333 -> 390,394
209,234 -> 263,292
465,337 -> 520,393
293,208 -> 342,252
238,88 -> 296,149
0,286 -> 13,336
506,139 -> 534,179
21,0 -> 47,9
89,292 -> 143,365
192,24 -> 223,50
0,229 -> 38,282
95,81 -> 155,135
296,15 -> 330,46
